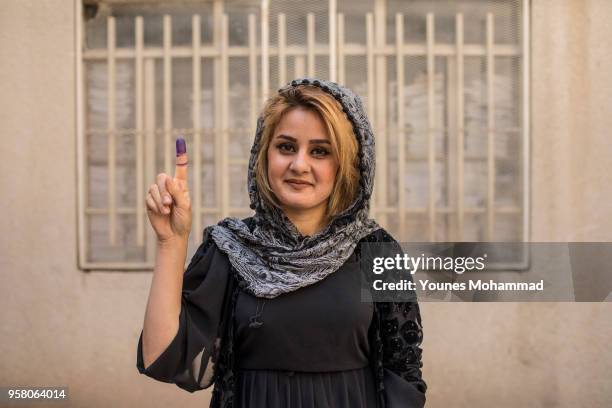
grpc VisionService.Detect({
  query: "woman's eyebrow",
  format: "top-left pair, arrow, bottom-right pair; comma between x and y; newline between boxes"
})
277,134 -> 331,144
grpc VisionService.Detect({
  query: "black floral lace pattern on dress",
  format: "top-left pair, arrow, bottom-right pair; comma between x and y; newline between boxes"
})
358,229 -> 427,408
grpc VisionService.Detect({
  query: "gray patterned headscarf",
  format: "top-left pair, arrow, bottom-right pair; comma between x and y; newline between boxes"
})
207,77 -> 380,299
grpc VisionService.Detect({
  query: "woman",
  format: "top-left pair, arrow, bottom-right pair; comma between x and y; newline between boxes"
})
137,77 -> 426,407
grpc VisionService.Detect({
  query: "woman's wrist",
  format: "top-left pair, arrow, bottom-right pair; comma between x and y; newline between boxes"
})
157,234 -> 189,250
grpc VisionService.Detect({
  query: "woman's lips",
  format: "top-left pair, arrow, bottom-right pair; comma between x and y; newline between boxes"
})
285,180 -> 312,190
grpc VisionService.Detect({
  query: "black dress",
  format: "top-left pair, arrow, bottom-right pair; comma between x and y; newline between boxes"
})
136,229 -> 426,408
233,249 -> 378,407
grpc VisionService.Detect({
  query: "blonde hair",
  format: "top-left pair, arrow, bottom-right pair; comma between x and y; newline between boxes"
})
254,85 -> 360,221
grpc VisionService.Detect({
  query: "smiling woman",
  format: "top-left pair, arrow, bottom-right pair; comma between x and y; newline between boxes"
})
254,85 -> 359,236
266,108 -> 339,235
137,78 -> 426,408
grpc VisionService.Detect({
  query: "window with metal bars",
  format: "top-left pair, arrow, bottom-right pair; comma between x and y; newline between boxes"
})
77,0 -> 529,269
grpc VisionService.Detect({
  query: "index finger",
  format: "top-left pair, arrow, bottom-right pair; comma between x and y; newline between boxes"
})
175,137 -> 188,182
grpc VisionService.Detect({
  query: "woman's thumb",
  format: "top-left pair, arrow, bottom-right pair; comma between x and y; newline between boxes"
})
165,177 -> 187,207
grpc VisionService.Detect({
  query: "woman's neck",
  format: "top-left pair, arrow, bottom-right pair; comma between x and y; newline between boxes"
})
282,205 -> 328,237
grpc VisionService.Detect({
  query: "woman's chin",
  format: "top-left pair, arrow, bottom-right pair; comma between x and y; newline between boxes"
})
278,191 -> 309,203
279,200 -> 314,211
277,196 -> 322,212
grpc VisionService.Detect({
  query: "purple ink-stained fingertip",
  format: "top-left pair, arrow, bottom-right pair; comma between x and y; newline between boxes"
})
176,137 -> 187,156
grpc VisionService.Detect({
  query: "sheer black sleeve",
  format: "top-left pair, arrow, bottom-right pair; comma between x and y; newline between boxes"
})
372,229 -> 427,407
379,301 -> 427,405
136,231 -> 232,392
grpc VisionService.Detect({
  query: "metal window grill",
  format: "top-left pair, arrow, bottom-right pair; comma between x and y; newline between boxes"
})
76,0 -> 529,270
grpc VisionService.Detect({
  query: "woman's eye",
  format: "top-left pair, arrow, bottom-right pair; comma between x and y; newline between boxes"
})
277,143 -> 295,153
312,147 -> 329,156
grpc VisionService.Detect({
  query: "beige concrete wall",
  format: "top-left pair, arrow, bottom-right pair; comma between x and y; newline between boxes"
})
0,0 -> 610,407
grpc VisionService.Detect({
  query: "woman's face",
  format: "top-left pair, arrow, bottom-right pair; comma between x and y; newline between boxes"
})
267,107 -> 339,215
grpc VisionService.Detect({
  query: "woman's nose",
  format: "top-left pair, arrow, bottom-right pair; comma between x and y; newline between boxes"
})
289,151 -> 309,173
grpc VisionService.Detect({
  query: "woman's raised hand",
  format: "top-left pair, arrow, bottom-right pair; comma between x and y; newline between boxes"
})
146,137 -> 192,244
